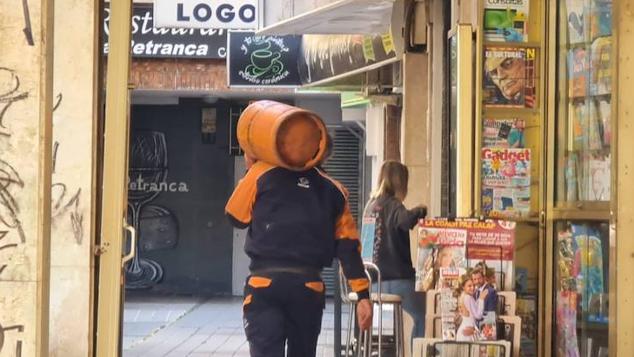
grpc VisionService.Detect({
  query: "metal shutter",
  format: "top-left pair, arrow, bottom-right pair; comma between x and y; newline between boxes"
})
321,126 -> 364,296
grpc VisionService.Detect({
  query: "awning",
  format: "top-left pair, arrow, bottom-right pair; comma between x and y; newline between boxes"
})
256,0 -> 396,35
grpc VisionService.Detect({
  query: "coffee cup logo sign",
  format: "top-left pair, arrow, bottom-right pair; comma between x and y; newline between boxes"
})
154,0 -> 258,29
228,32 -> 301,86
240,37 -> 289,85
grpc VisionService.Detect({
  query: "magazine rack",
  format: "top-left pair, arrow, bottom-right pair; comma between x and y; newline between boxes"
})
422,318 -> 520,357
425,289 -> 516,317
412,338 -> 511,357
498,316 -> 521,357
423,289 -> 520,357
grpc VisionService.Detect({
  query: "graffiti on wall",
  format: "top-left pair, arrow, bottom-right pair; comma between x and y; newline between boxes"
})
0,68 -> 28,137
0,67 -> 27,276
0,322 -> 23,357
51,94 -> 85,245
0,65 -> 27,355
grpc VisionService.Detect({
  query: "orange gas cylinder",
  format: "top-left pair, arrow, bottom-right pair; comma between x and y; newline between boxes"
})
237,100 -> 328,171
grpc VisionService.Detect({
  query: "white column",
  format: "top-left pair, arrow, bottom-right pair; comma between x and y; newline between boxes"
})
48,0 -> 100,355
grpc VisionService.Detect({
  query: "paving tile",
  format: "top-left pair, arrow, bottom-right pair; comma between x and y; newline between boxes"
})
123,296 -> 348,356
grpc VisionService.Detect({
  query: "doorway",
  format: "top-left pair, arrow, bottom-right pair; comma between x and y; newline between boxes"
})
113,94 -> 367,356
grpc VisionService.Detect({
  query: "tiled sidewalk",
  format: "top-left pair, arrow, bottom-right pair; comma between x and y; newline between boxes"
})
123,295 -> 345,357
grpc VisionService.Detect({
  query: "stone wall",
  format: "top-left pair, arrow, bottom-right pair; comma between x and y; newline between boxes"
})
48,0 -> 99,356
0,0 -> 54,355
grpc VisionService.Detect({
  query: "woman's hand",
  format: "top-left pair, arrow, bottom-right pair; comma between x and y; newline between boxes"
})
356,299 -> 373,331
479,288 -> 489,300
413,205 -> 428,219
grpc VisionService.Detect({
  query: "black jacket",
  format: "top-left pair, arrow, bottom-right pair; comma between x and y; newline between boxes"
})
363,195 -> 426,281
226,162 -> 370,299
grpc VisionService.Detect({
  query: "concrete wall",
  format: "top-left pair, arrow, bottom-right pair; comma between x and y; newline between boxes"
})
48,0 -> 99,355
365,103 -> 385,192
0,0 -> 53,355
428,0 -> 447,218
263,0 -> 339,25
294,95 -> 342,126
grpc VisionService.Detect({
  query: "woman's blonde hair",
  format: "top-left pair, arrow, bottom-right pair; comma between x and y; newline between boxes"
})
373,160 -> 409,201
453,273 -> 471,297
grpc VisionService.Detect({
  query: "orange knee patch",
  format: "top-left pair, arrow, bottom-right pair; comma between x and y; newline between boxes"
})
248,276 -> 272,288
305,281 -> 325,293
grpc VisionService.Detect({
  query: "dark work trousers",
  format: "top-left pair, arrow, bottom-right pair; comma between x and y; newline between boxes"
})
243,272 -> 325,357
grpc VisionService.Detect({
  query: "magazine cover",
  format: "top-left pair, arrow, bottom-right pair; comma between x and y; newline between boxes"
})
359,198 -> 381,261
417,219 -> 517,291
556,291 -> 581,357
568,47 -> 589,98
360,215 -> 377,261
439,267 -> 462,341
416,223 -> 468,291
471,344 -> 505,357
571,225 -> 605,313
589,36 -> 612,96
565,0 -> 587,44
483,46 -> 537,109
586,156 -> 610,201
558,230 -> 577,291
483,118 -> 526,148
565,153 -> 579,202
589,0 -> 613,40
465,219 -> 516,290
483,0 -> 529,42
517,296 -> 538,357
480,312 -> 498,341
482,186 -> 531,218
415,226 -> 440,292
596,98 -> 611,146
586,101 -> 603,151
569,101 -> 587,151
481,148 -> 531,217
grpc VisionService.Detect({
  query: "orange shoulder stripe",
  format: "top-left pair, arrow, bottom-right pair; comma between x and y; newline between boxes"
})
315,168 -> 349,198
225,161 -> 275,224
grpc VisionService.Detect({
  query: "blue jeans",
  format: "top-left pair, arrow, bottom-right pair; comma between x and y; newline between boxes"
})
373,279 -> 426,342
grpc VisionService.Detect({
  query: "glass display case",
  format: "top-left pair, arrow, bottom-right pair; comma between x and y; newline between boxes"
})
554,222 -> 610,356
555,0 -> 612,207
553,0 -> 613,356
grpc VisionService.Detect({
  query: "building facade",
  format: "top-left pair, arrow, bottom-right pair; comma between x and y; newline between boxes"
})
1,0 -> 634,356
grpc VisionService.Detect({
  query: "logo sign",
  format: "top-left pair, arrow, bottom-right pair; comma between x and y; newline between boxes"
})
154,0 -> 259,29
228,31 -> 301,87
104,5 -> 228,59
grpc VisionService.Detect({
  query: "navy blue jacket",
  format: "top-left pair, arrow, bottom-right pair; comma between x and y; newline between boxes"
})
225,162 -> 369,299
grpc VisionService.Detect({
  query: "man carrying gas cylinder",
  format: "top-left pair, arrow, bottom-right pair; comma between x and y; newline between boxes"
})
225,101 -> 373,357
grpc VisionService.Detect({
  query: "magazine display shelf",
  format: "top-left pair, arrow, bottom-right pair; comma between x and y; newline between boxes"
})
447,0 -> 616,355
473,4 -> 545,356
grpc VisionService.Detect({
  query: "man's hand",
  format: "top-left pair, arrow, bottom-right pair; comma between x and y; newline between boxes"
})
356,299 -> 373,331
462,326 -> 476,336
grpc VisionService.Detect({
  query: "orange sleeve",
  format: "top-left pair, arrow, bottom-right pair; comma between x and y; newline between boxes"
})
225,161 -> 274,225
336,201 -> 359,240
